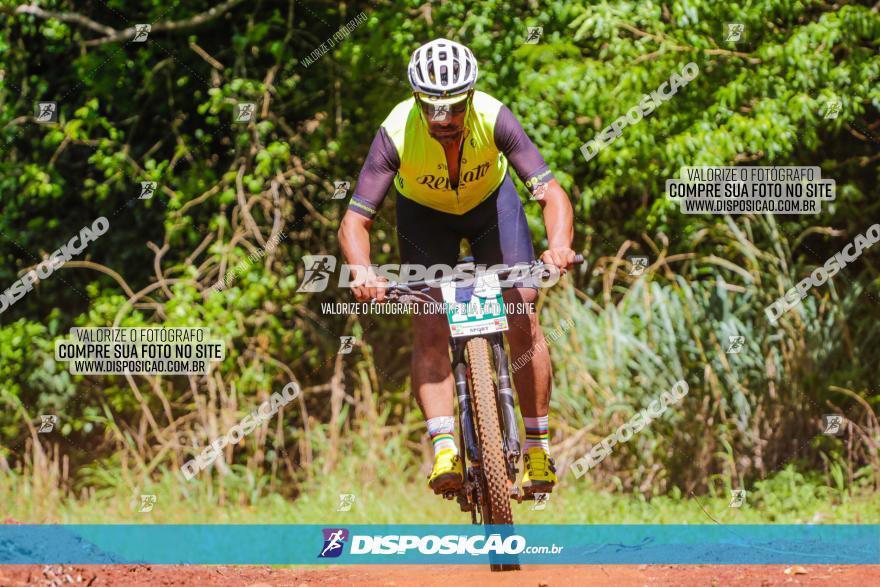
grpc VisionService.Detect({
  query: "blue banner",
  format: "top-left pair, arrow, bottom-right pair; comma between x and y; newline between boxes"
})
0,524 -> 877,565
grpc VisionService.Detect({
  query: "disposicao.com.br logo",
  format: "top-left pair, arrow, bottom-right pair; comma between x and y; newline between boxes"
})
318,528 -> 349,558
296,256 -> 563,293
317,528 -> 563,557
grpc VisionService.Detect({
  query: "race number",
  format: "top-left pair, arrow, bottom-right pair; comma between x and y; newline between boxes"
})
441,273 -> 508,338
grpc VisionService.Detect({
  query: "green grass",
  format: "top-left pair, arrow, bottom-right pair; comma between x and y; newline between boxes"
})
3,463 -> 878,525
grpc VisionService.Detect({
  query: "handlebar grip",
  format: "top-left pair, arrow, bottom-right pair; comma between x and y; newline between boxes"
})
573,254 -> 585,265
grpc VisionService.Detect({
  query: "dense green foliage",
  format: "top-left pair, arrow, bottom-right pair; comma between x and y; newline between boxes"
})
0,0 -> 877,510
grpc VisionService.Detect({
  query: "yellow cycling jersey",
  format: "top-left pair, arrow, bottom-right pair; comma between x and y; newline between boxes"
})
381,90 -> 508,215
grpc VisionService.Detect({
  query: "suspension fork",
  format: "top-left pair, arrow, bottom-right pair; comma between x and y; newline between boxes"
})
490,333 -> 521,464
450,336 -> 480,463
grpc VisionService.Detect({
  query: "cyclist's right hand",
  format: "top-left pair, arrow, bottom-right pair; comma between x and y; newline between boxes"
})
350,265 -> 388,302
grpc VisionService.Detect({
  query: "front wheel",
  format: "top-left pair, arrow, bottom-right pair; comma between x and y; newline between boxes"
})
465,336 -> 514,525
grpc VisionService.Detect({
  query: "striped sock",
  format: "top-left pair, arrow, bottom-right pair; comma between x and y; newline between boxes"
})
524,415 -> 550,453
427,416 -> 458,456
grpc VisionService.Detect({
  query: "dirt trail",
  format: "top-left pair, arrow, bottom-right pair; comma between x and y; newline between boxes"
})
2,564 -> 878,586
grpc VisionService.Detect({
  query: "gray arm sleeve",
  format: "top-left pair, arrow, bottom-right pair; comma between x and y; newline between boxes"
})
347,127 -> 400,219
494,105 -> 555,196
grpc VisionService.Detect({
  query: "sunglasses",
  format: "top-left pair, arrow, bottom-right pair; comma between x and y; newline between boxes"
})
417,95 -> 470,116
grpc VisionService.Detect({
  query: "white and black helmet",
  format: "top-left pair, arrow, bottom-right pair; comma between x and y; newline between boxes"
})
407,38 -> 478,97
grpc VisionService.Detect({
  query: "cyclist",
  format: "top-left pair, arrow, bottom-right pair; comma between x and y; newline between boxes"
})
338,38 -> 576,496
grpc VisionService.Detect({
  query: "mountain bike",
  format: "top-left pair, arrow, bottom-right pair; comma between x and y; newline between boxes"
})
384,255 -> 583,571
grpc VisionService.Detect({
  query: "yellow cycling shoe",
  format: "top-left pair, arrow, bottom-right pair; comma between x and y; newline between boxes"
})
521,447 -> 557,494
428,449 -> 464,494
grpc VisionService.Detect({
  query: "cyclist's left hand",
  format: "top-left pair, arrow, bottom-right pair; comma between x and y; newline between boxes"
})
540,247 -> 577,272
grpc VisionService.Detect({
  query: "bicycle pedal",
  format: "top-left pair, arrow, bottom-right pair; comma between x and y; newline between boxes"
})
509,486 -> 524,503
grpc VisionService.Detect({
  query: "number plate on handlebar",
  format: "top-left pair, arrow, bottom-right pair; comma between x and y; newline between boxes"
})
441,273 -> 508,338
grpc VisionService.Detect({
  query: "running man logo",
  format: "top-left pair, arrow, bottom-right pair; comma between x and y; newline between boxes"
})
724,23 -> 745,43
332,181 -> 350,200
431,103 -> 449,122
319,528 -> 349,558
628,256 -> 648,276
823,101 -> 841,120
235,102 -> 255,123
35,102 -> 58,123
728,489 -> 746,508
133,24 -> 151,42
822,414 -> 845,437
726,335 -> 745,354
139,181 -> 156,200
297,255 -> 337,292
338,336 -> 356,355
38,415 -> 58,433
525,26 -> 543,44
138,494 -> 157,513
526,169 -> 553,201
530,493 -> 550,511
336,494 -> 356,512
530,183 -> 548,201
